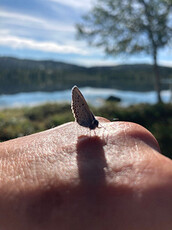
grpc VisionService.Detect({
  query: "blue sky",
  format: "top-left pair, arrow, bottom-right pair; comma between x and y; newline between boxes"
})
0,0 -> 172,67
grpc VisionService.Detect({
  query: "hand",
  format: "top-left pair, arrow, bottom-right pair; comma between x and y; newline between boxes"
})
0,117 -> 172,230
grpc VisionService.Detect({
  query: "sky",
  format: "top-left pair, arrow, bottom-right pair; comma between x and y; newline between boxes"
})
0,0 -> 172,67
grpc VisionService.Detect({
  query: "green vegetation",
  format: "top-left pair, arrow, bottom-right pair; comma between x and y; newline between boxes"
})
0,103 -> 171,159
0,57 -> 172,94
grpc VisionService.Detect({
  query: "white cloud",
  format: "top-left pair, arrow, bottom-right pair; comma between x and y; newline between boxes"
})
0,10 -> 75,33
0,32 -> 87,55
49,0 -> 94,10
0,10 -> 43,23
74,58 -> 119,67
1,7 -> 171,67
159,60 -> 172,67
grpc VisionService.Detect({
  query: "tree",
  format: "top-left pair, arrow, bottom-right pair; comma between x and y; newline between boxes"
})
76,0 -> 172,103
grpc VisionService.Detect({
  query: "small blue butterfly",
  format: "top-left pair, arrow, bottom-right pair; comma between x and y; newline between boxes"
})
71,86 -> 99,130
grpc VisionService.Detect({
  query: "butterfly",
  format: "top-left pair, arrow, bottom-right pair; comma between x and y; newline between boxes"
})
71,86 -> 99,130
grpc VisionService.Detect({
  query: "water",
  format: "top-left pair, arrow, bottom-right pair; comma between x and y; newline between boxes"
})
0,87 -> 171,109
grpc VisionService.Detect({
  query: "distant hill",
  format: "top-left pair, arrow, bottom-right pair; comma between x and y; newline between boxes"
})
0,56 -> 172,94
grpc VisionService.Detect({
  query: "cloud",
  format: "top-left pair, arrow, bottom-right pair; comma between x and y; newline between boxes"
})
0,31 -> 88,55
1,4 -> 171,67
48,0 -> 94,10
73,57 -> 119,67
0,10 -> 43,23
0,10 -> 75,33
159,60 -> 172,67
0,9 -> 100,57
0,11 -> 75,36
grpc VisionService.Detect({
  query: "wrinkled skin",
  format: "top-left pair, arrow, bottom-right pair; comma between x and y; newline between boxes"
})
0,117 -> 172,230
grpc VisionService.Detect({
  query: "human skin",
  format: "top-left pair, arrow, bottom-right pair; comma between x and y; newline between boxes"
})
0,117 -> 172,230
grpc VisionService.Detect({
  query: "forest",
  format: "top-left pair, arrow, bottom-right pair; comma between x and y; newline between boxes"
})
0,57 -> 172,94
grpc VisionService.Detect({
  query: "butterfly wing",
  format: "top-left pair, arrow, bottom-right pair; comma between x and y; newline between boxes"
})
71,86 -> 96,128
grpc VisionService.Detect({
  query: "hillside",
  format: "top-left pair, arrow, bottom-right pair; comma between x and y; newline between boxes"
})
0,57 -> 172,94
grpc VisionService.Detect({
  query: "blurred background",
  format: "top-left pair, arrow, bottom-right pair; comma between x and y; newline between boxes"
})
0,0 -> 172,157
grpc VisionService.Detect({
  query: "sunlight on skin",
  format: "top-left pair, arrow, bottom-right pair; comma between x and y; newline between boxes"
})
0,117 -> 172,230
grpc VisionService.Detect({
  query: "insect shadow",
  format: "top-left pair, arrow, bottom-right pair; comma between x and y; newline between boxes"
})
76,135 -> 107,200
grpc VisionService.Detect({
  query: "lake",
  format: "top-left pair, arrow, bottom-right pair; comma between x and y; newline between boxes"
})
0,87 -> 171,109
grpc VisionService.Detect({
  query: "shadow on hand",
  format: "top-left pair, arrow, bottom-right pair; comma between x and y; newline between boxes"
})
76,135 -> 107,200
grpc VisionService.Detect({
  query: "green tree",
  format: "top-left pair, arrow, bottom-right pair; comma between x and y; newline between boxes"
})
76,0 -> 172,103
